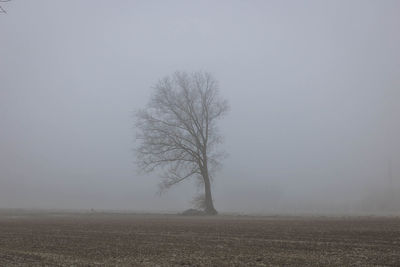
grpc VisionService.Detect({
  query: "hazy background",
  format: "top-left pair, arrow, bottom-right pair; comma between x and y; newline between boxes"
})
1,0 -> 399,214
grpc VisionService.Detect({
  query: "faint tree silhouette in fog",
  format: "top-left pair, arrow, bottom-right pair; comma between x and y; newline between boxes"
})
135,71 -> 229,215
0,0 -> 11,14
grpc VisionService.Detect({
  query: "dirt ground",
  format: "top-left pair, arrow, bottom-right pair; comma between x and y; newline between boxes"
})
0,211 -> 399,266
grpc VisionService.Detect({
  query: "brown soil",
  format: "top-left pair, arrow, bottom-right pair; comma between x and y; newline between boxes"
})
0,211 -> 399,266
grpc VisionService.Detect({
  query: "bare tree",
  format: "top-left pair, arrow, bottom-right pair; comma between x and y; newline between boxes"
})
135,71 -> 229,215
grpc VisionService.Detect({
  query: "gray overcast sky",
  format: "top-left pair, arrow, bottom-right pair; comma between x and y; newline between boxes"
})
1,0 -> 399,214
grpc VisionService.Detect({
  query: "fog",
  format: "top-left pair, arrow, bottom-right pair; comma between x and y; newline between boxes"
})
1,0 -> 399,214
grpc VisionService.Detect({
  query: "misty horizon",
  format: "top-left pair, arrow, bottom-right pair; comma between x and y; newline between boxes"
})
1,0 -> 399,215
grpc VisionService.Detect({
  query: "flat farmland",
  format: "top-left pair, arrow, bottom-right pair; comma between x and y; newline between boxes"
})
0,211 -> 399,266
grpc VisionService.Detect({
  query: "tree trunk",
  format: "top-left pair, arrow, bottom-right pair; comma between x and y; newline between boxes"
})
203,172 -> 217,215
